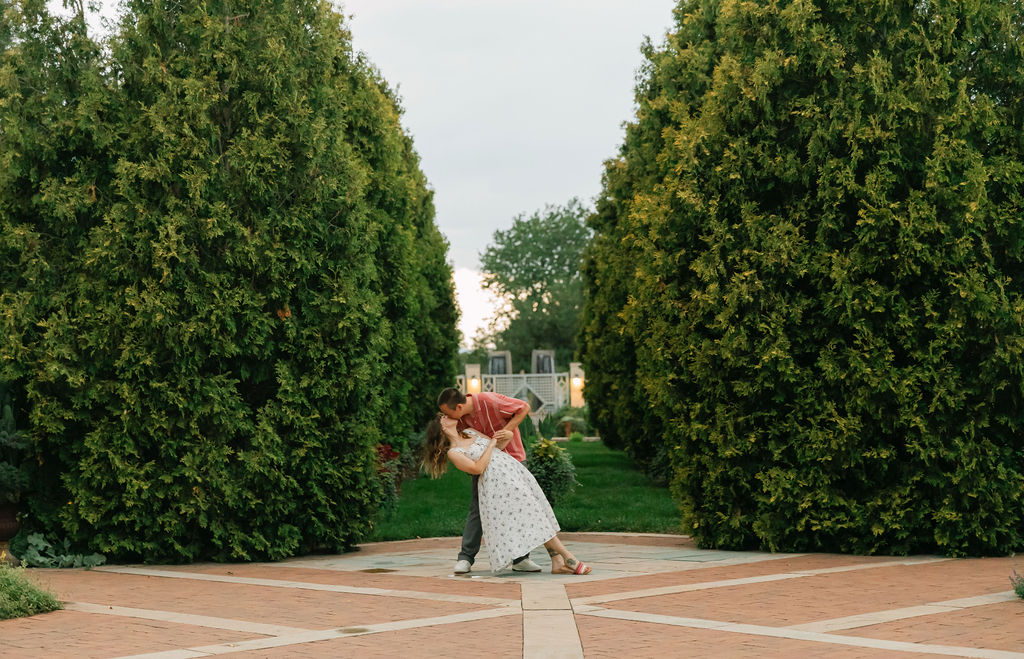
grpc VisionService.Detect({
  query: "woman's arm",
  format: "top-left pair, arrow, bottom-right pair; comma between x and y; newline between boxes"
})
447,437 -> 497,475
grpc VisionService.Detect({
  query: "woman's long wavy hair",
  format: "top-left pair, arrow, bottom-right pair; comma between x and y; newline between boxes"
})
422,414 -> 454,478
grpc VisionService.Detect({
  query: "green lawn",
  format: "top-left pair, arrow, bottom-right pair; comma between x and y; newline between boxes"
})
368,440 -> 681,542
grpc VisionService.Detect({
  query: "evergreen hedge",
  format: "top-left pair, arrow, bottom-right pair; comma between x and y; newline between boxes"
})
0,0 -> 456,562
581,0 -> 1024,556
579,162 -> 668,481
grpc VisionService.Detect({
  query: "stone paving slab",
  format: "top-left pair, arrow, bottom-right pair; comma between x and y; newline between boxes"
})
146,562 -> 522,599
0,609 -> 262,658
4,533 -> 1023,658
31,568 -> 495,629
842,602 -> 1024,651
226,612 -> 524,658
602,556 -> 1020,627
565,553 -> 934,599
574,615 -> 946,658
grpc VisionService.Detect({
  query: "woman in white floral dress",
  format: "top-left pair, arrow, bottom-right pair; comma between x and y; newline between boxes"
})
422,415 -> 592,575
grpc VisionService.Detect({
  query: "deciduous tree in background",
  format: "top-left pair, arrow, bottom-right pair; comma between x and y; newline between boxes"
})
479,199 -> 590,371
582,0 -> 1024,556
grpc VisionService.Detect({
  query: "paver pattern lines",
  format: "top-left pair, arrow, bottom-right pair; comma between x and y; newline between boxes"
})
3,533 -> 1022,658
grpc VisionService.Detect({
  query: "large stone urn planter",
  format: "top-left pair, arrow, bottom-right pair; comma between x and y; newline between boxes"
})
0,502 -> 19,565
0,503 -> 18,542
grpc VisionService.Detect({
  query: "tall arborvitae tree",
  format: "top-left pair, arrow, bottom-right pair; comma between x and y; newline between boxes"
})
403,162 -> 460,424
583,0 -> 1024,556
344,69 -> 457,433
0,1 -> 115,528
1,0 -> 455,562
578,159 -> 667,478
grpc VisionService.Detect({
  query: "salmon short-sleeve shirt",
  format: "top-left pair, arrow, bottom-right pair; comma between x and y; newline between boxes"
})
457,393 -> 529,462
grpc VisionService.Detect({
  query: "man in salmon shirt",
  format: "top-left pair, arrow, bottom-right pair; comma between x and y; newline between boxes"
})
437,387 -> 543,574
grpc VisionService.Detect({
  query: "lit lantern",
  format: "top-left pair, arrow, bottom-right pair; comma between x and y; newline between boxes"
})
569,362 -> 584,408
465,363 -> 482,394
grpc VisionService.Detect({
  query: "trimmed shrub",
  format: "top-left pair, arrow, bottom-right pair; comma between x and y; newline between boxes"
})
0,1 -> 456,561
583,0 -> 1024,556
526,437 -> 578,505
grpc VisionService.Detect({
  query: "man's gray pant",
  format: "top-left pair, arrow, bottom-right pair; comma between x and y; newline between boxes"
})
458,474 -> 530,565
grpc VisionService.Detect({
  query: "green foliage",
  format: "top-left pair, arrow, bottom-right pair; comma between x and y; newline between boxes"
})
374,436 -> 422,515
457,346 -> 489,373
558,412 -> 588,435
525,437 -> 579,505
389,430 -> 427,480
18,533 -> 105,569
0,0 -> 456,562
578,167 -> 668,478
582,0 -> 1024,556
518,417 -> 538,443
375,443 -> 402,514
0,563 -> 61,620
368,457 -> 468,539
0,384 -> 28,504
370,440 -> 678,540
479,199 -> 591,367
537,413 -> 559,439
568,431 -> 584,443
1011,570 -> 1024,600
553,441 -> 680,532
539,405 -> 589,438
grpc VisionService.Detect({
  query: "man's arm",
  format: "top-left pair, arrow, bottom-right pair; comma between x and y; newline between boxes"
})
503,405 -> 529,434
491,393 -> 529,444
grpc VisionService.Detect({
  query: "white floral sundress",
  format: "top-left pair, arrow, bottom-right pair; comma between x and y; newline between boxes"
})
453,430 -> 560,570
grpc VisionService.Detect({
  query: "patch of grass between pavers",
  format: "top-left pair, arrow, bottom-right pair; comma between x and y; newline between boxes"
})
0,563 -> 62,620
1011,569 -> 1024,599
369,440 -> 680,541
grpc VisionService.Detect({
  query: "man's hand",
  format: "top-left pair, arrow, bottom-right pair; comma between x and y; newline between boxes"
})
493,429 -> 512,443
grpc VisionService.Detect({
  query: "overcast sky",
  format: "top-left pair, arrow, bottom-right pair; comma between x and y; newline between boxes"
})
341,1 -> 675,345
63,0 -> 676,346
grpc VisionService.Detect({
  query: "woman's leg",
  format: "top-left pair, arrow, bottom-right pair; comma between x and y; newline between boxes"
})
543,535 -> 591,574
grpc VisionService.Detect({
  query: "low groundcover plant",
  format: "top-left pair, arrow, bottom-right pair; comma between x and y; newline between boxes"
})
0,561 -> 61,620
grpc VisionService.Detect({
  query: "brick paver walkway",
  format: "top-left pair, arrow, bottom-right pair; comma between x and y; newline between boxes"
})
3,533 -> 1022,658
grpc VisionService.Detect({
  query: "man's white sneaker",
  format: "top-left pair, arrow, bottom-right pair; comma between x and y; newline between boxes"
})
453,559 -> 472,574
512,557 -> 542,572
